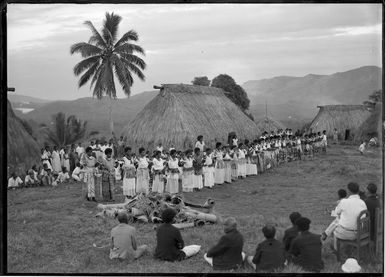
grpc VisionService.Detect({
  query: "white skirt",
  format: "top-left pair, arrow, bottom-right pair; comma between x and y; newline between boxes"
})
123,177 -> 136,196
224,161 -> 232,183
237,159 -> 247,178
246,163 -> 258,176
182,170 -> 194,192
203,166 -> 215,188
214,168 -> 225,184
166,173 -> 179,194
152,174 -> 164,194
193,174 -> 203,189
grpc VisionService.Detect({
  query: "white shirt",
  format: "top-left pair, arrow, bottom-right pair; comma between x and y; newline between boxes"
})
168,158 -> 179,169
232,138 -> 238,147
152,158 -> 164,171
76,146 -> 85,156
72,167 -> 81,176
335,195 -> 367,230
195,141 -> 205,152
359,143 -> 365,152
137,157 -> 149,169
183,158 -> 193,168
8,177 -> 23,188
25,175 -> 37,184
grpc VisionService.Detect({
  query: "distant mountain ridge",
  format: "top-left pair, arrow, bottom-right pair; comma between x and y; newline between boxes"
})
243,66 -> 382,130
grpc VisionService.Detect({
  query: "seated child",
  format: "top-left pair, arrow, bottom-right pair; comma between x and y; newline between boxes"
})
57,167 -> 70,183
8,172 -> 23,189
247,225 -> 286,272
71,163 -> 84,181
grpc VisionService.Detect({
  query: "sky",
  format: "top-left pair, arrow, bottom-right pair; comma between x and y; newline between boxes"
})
7,3 -> 382,101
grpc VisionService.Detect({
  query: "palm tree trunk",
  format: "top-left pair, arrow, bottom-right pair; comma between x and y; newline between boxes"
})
109,96 -> 114,136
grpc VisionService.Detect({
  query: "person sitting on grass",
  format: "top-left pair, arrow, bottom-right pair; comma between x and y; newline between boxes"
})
204,217 -> 245,270
364,183 -> 381,241
321,189 -> 347,241
289,217 -> 324,273
25,169 -> 39,187
154,208 -> 201,262
8,172 -> 23,189
110,212 -> 148,261
247,224 -> 285,272
57,167 -> 70,183
282,212 -> 302,253
71,162 -> 83,182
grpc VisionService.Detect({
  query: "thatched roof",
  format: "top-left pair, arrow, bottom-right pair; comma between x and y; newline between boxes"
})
354,103 -> 382,143
7,100 -> 41,175
309,105 -> 372,138
255,116 -> 285,133
121,84 -> 261,151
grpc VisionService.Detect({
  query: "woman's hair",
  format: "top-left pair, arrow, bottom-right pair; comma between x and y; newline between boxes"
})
170,149 -> 177,156
85,146 -> 93,153
197,135 -> 203,141
216,142 -> 222,148
194,147 -> 200,154
124,146 -> 132,153
105,148 -> 113,155
139,147 -> 145,154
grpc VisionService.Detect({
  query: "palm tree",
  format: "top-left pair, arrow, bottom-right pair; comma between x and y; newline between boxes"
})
42,112 -> 88,147
70,12 -> 146,135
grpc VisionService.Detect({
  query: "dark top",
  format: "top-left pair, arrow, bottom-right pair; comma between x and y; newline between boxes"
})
282,226 -> 299,252
252,238 -> 285,272
365,195 -> 381,240
289,231 -> 324,272
154,223 -> 186,262
206,229 -> 244,270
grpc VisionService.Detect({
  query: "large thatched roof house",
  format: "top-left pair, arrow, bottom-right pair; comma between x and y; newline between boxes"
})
7,100 -> 41,175
121,84 -> 261,151
309,105 -> 372,140
255,116 -> 285,133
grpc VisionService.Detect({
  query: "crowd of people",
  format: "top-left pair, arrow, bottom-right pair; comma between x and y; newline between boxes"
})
107,182 -> 380,273
8,129 -> 328,203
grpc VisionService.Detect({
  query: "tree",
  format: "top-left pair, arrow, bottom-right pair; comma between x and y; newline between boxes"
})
42,112 -> 87,147
211,74 -> 250,112
363,90 -> 382,111
70,12 -> 146,135
192,76 -> 211,86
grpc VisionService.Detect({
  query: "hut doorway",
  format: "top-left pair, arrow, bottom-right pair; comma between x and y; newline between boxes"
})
345,129 -> 350,140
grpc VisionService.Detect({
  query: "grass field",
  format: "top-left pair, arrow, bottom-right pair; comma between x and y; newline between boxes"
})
7,145 -> 383,274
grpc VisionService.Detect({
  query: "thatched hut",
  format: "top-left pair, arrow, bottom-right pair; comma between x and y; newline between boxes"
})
309,105 -> 372,140
354,103 -> 382,143
7,100 -> 41,175
255,116 -> 285,134
121,84 -> 261,151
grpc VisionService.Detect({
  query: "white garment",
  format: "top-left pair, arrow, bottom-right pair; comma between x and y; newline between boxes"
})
335,195 -> 367,231
25,175 -> 37,185
181,245 -> 201,258
76,146 -> 85,157
8,177 -> 23,188
152,158 -> 164,170
195,141 -> 205,152
232,138 -> 238,146
57,172 -> 70,183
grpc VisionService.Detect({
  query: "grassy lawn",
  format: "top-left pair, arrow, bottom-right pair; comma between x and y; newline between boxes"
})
7,145 -> 383,274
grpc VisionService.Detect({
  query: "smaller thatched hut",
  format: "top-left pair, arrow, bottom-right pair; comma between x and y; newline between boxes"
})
309,105 -> 372,140
354,103 -> 382,143
255,116 -> 285,134
121,84 -> 261,151
7,100 -> 41,175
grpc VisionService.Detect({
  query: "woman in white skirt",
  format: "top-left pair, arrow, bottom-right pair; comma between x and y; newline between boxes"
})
166,149 -> 179,194
192,147 -> 204,190
246,145 -> 257,176
214,142 -> 225,185
223,146 -> 232,183
182,150 -> 194,192
230,146 -> 239,180
136,147 -> 150,195
122,147 -> 136,199
237,144 -> 247,178
203,148 -> 215,188
151,150 -> 165,194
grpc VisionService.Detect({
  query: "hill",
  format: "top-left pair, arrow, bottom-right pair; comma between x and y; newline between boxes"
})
243,66 -> 382,130
8,94 -> 53,117
20,91 -> 157,139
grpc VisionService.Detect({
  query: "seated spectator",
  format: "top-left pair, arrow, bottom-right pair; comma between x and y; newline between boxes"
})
39,164 -> 49,186
364,183 -> 381,241
283,212 -> 301,252
331,182 -> 367,249
57,167 -> 70,183
247,224 -> 285,272
321,189 -> 347,241
25,169 -> 39,187
71,163 -> 84,182
204,217 -> 245,270
31,165 -> 39,180
154,208 -> 200,261
289,217 -> 324,272
8,172 -> 23,189
110,212 -> 148,261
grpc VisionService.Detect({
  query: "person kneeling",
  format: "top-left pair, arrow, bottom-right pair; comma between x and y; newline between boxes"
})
247,224 -> 285,272
110,212 -> 148,261
204,217 -> 245,270
154,208 -> 201,261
